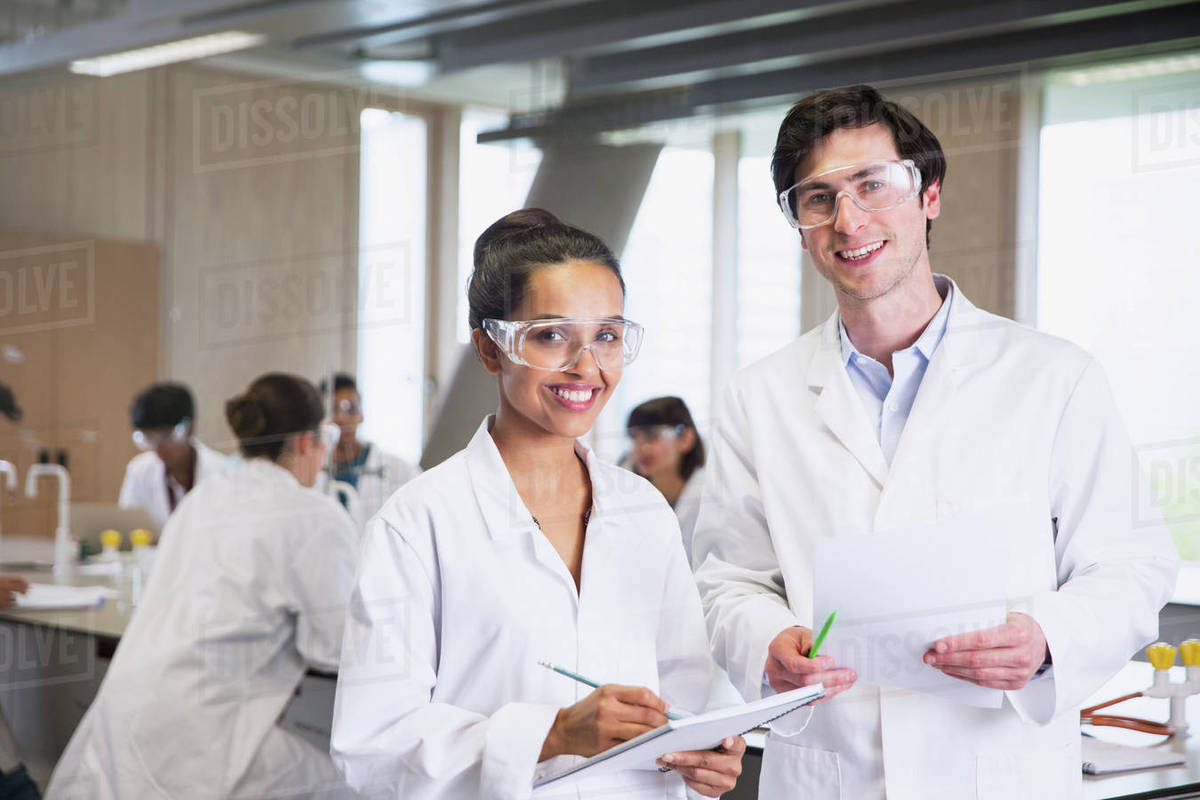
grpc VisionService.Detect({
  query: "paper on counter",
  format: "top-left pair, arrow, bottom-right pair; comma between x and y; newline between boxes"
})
814,510 -> 1020,708
11,583 -> 119,610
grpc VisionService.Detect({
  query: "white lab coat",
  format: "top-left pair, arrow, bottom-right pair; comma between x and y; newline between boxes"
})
692,279 -> 1179,800
117,438 -> 229,529
321,443 -> 419,529
47,458 -> 361,800
331,418 -> 712,800
673,466 -> 705,568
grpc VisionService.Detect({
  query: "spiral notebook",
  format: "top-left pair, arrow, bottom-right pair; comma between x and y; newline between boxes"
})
1081,736 -> 1185,775
533,683 -> 824,792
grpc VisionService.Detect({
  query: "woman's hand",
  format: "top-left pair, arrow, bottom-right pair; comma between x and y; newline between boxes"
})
0,576 -> 28,609
657,735 -> 746,797
540,684 -> 670,761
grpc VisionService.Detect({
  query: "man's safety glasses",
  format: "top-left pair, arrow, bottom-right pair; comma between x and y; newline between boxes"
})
778,159 -> 922,230
132,419 -> 190,451
483,317 -> 644,372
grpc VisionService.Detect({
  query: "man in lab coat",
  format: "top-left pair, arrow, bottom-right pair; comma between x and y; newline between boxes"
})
692,85 -> 1179,799
118,382 -> 228,530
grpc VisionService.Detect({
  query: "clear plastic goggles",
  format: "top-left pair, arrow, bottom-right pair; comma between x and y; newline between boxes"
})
483,317 -> 644,372
132,419 -> 190,451
778,159 -> 921,230
627,424 -> 686,444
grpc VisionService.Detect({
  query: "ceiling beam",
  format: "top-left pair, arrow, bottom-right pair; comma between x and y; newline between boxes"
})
570,0 -> 1199,94
433,0 -> 904,72
478,2 -> 1200,142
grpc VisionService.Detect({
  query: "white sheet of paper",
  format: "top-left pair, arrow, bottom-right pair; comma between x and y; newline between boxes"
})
12,583 -> 118,610
814,510 -> 1019,708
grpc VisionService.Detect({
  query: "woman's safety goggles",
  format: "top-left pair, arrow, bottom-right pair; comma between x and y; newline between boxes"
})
627,424 -> 686,444
483,317 -> 644,372
132,419 -> 190,451
778,159 -> 922,230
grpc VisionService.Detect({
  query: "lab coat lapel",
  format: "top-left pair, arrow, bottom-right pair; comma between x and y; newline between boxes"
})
462,418 -> 539,541
882,281 -> 983,519
809,313 -> 890,489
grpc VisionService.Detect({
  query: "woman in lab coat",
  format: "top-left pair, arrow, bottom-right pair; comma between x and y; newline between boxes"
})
626,396 -> 706,566
47,373 -> 360,800
331,209 -> 744,800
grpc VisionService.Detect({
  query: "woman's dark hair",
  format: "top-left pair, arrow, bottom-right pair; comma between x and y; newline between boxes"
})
467,208 -> 624,331
772,84 -> 947,247
627,396 -> 705,481
131,382 -> 194,430
318,372 -> 357,396
225,373 -> 324,461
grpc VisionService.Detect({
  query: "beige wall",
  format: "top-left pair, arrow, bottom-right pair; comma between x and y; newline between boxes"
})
0,66 -> 409,451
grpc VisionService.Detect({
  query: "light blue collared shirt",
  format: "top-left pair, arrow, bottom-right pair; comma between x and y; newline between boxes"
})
838,276 -> 953,465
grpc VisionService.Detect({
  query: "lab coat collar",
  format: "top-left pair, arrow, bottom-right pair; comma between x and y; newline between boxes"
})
229,454 -> 302,489
807,274 -> 982,488
463,417 -> 606,541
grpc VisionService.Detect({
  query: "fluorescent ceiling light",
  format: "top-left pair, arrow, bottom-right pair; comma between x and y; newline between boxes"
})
69,31 -> 267,77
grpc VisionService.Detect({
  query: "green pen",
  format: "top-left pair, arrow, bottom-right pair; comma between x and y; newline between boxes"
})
808,610 -> 837,658
538,660 -> 683,720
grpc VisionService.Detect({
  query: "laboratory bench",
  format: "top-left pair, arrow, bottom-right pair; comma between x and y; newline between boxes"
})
0,548 -> 1198,798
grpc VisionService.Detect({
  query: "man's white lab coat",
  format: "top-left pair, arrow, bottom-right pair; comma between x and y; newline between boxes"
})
117,439 -> 228,529
47,458 -> 360,799
331,419 -> 712,800
693,280 -> 1179,799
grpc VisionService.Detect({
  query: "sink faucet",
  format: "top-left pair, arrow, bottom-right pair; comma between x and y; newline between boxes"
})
0,460 -> 15,538
25,463 -> 72,573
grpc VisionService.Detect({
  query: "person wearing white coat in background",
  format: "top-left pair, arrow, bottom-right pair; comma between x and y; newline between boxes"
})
625,396 -> 707,567
317,372 -> 419,528
47,373 -> 361,800
692,85 -> 1179,800
118,382 -> 229,530
331,209 -> 745,800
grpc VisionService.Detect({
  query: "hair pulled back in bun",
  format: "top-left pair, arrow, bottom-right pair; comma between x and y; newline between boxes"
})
224,373 -> 323,461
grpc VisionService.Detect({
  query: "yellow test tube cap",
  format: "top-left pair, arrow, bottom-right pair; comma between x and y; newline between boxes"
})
1146,642 -> 1177,670
129,529 -> 151,547
1179,639 -> 1200,667
100,529 -> 122,549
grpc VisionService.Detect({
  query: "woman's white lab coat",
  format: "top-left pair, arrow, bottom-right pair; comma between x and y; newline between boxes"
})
47,458 -> 361,800
330,419 -> 712,800
118,438 -> 229,529
692,280 -> 1179,800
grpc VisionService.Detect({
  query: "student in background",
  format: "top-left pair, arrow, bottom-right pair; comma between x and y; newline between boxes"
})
331,209 -> 744,799
49,373 -> 359,800
118,382 -> 228,529
318,372 -> 419,526
626,396 -> 706,565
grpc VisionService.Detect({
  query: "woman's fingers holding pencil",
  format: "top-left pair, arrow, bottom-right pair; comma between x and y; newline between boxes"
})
540,684 -> 670,760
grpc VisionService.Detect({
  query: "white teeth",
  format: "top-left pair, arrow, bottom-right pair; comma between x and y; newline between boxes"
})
552,387 -> 593,403
839,241 -> 884,260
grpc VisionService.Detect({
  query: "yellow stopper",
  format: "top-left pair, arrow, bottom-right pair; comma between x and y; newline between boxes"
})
100,529 -> 121,549
1146,642 -> 1177,670
1180,639 -> 1200,667
129,529 -> 151,548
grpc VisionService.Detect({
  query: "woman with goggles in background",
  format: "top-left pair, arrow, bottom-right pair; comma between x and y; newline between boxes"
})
331,209 -> 744,799
118,382 -> 229,530
49,373 -> 360,800
625,396 -> 706,568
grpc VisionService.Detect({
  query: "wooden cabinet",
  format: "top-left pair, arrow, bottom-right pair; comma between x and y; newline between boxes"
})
0,229 -> 158,539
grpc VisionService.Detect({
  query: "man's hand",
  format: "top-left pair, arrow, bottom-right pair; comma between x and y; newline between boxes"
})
924,612 -> 1048,691
765,626 -> 856,701
0,576 -> 28,609
657,735 -> 746,797
540,684 -> 670,761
